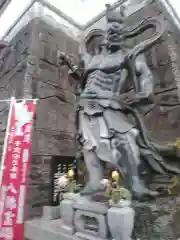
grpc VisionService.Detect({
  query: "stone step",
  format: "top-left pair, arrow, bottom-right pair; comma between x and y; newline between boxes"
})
42,206 -> 60,220
25,218 -> 78,240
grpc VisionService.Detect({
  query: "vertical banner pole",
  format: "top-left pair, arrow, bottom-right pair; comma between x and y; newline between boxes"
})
0,97 -> 14,185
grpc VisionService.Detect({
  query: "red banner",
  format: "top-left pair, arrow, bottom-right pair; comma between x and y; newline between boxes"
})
0,99 -> 37,240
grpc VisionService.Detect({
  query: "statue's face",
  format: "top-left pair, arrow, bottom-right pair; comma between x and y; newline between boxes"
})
106,22 -> 124,50
86,35 -> 105,56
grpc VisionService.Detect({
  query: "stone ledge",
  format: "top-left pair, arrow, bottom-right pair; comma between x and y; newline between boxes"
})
73,197 -> 108,214
75,232 -> 107,240
25,219 -> 79,240
42,206 -> 60,220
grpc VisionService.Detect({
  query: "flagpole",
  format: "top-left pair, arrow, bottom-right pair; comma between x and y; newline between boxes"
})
0,97 -> 15,185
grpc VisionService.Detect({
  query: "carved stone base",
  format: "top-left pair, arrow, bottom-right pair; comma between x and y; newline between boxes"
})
25,194 -> 180,240
59,193 -> 134,240
42,206 -> 60,220
59,193 -> 78,234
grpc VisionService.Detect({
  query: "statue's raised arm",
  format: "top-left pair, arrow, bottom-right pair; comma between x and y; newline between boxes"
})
58,51 -> 84,81
134,54 -> 154,101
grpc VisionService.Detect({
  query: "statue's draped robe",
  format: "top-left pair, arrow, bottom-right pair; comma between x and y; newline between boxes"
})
77,65 -> 180,175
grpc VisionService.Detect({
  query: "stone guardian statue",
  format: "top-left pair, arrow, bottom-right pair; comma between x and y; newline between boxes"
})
59,4 -> 180,201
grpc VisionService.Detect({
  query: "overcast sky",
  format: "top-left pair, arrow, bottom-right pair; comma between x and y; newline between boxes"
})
0,0 -> 179,39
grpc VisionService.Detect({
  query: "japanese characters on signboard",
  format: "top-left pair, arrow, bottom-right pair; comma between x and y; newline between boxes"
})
0,99 -> 36,240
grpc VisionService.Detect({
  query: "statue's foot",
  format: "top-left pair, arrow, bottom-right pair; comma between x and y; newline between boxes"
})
131,178 -> 159,201
80,183 -> 102,196
132,188 -> 159,201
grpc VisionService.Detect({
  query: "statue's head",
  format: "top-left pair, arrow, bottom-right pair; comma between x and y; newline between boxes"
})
105,4 -> 126,51
84,29 -> 105,56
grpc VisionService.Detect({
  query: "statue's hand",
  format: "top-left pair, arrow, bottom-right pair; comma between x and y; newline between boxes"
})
58,52 -> 68,65
75,86 -> 82,96
136,92 -> 148,100
58,51 -> 73,68
135,92 -> 154,104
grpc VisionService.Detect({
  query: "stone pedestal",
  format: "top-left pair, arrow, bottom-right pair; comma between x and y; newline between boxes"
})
73,196 -> 108,240
107,201 -> 134,240
60,193 -> 78,234
59,193 -> 135,240
42,206 -> 60,220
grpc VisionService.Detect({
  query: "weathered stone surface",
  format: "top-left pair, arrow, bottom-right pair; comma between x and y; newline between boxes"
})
0,17 -> 79,219
30,19 -> 78,159
124,1 -> 180,239
133,196 -> 180,240
73,196 -> 108,214
121,0 -> 180,144
42,206 -> 60,220
60,197 -> 75,234
25,218 -> 78,240
25,155 -> 51,219
48,194 -> 133,240
32,130 -> 75,156
36,18 -> 79,63
74,209 -> 108,238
